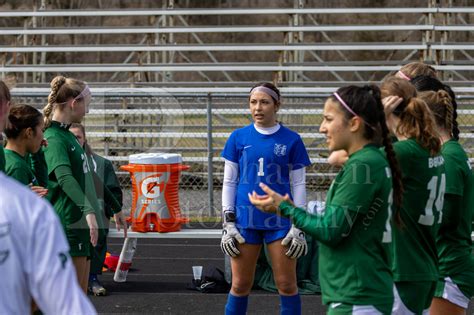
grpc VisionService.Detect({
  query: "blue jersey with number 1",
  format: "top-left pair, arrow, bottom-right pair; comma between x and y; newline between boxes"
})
222,124 -> 311,230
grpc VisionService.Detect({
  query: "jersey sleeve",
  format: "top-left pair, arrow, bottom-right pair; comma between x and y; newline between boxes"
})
221,131 -> 239,163
54,165 -> 95,215
444,157 -> 465,196
222,159 -> 239,212
290,136 -> 311,170
290,168 -> 306,208
43,138 -> 71,175
329,160 -> 380,214
279,201 -> 358,246
27,199 -> 97,314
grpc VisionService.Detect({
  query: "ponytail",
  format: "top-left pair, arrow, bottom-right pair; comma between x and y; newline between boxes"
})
418,89 -> 456,140
442,84 -> 460,140
4,104 -> 43,139
396,97 -> 441,156
44,75 -> 66,128
410,76 -> 460,141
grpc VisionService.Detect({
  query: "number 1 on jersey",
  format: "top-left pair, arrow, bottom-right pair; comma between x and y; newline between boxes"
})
258,157 -> 264,177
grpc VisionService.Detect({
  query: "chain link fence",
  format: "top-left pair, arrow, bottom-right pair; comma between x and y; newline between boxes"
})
11,89 -> 474,219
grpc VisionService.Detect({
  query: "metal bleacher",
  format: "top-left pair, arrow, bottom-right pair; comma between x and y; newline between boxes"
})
2,2 -> 474,206
1,5 -> 474,82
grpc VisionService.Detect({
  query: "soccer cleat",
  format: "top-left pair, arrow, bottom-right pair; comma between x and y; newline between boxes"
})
88,278 -> 107,296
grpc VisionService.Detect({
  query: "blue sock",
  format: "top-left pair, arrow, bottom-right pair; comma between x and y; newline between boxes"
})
280,293 -> 301,315
225,293 -> 248,315
89,274 -> 97,282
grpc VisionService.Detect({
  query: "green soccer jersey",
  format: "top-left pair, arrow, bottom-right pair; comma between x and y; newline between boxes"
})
4,149 -> 38,186
392,138 -> 445,282
0,144 -> 5,172
43,121 -> 101,255
282,144 -> 393,307
437,139 -> 474,276
91,152 -> 123,218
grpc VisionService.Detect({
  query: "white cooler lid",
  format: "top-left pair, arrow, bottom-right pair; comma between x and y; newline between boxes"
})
129,153 -> 182,165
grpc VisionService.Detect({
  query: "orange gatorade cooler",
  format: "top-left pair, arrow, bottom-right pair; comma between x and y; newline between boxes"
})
120,153 -> 190,233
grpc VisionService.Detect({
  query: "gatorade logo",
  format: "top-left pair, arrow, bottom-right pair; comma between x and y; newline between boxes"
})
141,175 -> 165,199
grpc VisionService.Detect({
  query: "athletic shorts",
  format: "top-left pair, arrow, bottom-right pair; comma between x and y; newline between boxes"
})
68,238 -> 91,257
238,227 -> 290,245
434,273 -> 474,309
328,302 -> 392,315
393,281 -> 436,315
66,229 -> 91,257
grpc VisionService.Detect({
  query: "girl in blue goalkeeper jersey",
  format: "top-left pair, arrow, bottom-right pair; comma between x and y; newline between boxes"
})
221,82 -> 311,315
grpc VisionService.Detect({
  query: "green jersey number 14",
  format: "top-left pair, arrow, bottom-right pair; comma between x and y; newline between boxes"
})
419,174 -> 446,226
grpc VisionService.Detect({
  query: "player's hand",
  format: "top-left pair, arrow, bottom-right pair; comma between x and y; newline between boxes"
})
86,213 -> 99,247
248,183 -> 287,214
221,222 -> 245,257
327,150 -> 348,167
281,225 -> 308,259
382,96 -> 403,117
114,211 -> 128,238
29,185 -> 48,198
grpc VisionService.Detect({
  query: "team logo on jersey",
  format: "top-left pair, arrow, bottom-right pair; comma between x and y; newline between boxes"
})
0,250 -> 9,264
0,222 -> 11,237
59,252 -> 68,269
0,223 -> 10,265
274,143 -> 287,157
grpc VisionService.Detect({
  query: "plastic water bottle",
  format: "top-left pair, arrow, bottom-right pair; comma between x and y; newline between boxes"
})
114,237 -> 137,282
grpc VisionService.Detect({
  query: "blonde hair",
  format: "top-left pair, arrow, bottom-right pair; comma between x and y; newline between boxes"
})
43,76 -> 87,127
418,90 -> 454,136
381,77 -> 441,156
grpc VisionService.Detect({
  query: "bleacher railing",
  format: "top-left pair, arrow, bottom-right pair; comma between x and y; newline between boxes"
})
0,6 -> 473,84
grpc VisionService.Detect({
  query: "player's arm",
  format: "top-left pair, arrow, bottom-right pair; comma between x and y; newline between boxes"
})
29,149 -> 48,187
54,164 -> 99,245
103,158 -> 123,208
440,193 -> 463,228
279,201 -> 357,247
221,159 -> 245,257
280,167 -> 309,259
91,170 -> 127,236
55,165 -> 95,215
28,199 -> 97,314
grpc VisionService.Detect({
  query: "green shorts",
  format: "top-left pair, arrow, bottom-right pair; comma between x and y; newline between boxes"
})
66,229 -> 91,257
327,302 -> 392,315
434,271 -> 474,309
393,281 -> 436,314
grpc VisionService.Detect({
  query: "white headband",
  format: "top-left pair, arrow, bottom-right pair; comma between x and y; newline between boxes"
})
74,85 -> 91,100
250,86 -> 279,101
